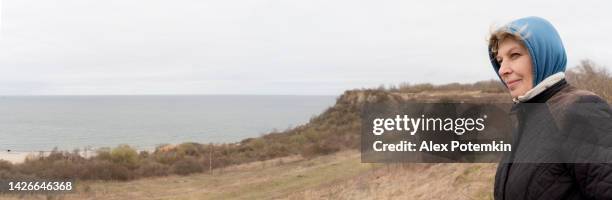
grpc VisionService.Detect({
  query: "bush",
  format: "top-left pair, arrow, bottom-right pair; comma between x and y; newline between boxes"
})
0,160 -> 13,171
154,151 -> 180,165
81,160 -> 133,181
176,142 -> 203,157
0,170 -> 34,180
301,139 -> 341,159
39,160 -> 83,179
110,145 -> 139,169
566,60 -> 612,102
95,147 -> 112,161
136,161 -> 169,177
172,157 -> 203,175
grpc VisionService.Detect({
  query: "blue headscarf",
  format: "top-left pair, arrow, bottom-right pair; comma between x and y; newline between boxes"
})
488,16 -> 567,87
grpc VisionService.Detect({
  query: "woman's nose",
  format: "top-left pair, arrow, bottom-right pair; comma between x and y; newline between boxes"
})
498,63 -> 512,76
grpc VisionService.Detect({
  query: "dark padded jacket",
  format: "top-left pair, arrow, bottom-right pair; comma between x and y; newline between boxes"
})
494,79 -> 612,200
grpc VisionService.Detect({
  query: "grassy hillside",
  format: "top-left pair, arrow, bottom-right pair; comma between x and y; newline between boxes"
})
2,150 -> 497,200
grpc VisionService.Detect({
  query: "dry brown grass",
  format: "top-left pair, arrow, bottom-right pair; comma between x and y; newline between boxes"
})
287,163 -> 496,200
0,150 -> 496,200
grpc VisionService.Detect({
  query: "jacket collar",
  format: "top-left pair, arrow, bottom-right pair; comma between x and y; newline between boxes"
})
509,73 -> 568,116
513,72 -> 566,103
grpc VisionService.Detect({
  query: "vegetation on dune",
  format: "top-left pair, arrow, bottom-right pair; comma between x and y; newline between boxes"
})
566,60 -> 612,102
0,60 -> 609,181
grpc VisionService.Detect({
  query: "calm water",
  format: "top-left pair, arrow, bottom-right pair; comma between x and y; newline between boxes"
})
0,95 -> 336,152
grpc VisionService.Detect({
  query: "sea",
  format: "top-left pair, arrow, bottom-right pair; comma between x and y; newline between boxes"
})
0,95 -> 336,153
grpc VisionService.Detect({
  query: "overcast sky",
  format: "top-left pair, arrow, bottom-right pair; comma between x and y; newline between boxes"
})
0,0 -> 610,95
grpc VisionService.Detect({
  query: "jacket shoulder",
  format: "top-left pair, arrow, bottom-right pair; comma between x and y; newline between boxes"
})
548,85 -> 608,108
546,85 -> 611,135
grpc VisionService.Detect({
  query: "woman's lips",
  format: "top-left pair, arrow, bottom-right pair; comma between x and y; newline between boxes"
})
506,79 -> 522,89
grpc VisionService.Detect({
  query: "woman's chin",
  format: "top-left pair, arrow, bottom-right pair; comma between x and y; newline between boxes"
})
510,88 -> 529,99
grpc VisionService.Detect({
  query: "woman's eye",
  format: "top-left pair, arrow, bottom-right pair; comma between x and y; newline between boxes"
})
511,53 -> 520,59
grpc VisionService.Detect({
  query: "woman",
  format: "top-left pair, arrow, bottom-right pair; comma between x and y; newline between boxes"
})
488,16 -> 612,199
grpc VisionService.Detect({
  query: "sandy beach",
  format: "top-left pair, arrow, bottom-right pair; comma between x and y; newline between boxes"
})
0,147 -> 156,164
0,151 -> 34,164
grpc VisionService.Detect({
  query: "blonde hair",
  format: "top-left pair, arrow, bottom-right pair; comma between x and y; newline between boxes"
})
488,24 -> 529,57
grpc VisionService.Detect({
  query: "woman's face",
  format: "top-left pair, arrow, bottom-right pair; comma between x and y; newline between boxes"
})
495,37 -> 534,98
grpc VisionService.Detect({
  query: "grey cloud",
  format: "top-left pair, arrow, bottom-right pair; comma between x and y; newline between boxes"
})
0,0 -> 610,95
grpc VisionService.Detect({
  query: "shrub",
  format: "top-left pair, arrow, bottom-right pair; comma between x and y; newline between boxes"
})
39,160 -> 82,179
81,160 -> 133,181
110,144 -> 139,169
176,142 -> 203,157
136,161 -> 169,177
0,170 -> 34,180
154,151 -> 180,165
95,147 -> 112,161
172,157 -> 203,175
139,151 -> 150,159
301,139 -> 341,159
566,60 -> 612,102
0,160 -> 12,171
